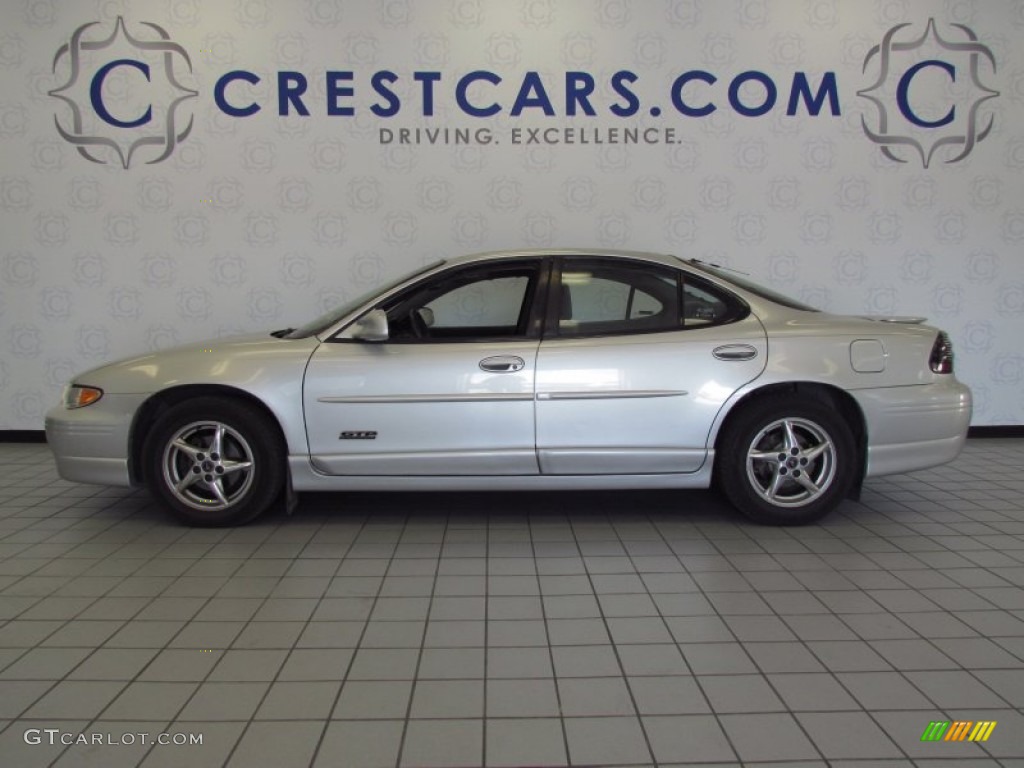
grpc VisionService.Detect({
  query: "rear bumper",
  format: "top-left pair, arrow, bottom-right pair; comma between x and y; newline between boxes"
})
44,394 -> 146,487
855,378 -> 972,478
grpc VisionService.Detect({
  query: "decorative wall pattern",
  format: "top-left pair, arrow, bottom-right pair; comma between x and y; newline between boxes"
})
1,0 -> 1022,428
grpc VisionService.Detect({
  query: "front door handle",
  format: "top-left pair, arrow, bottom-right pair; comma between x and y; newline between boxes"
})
479,355 -> 525,373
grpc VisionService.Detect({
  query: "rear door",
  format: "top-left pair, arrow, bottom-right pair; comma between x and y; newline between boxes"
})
534,257 -> 767,474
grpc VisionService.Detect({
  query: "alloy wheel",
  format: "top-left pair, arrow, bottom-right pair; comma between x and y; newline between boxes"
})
745,417 -> 837,508
161,420 -> 255,511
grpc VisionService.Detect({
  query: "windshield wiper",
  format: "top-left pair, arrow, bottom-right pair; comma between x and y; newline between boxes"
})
270,328 -> 295,338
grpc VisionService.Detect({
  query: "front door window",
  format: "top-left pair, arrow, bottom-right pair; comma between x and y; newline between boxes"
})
384,264 -> 539,342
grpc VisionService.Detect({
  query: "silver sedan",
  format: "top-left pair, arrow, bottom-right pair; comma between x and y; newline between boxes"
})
46,250 -> 971,526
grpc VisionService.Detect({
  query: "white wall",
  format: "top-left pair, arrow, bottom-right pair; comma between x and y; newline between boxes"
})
2,0 -> 1022,428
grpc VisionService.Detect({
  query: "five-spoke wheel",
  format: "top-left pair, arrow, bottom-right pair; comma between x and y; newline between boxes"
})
745,417 -> 837,508
145,397 -> 283,526
161,421 -> 256,511
718,395 -> 856,525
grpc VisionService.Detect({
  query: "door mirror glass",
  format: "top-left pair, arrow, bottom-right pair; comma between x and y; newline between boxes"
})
349,309 -> 389,342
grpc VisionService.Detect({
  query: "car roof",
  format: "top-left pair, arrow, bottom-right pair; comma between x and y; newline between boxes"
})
445,249 -> 685,270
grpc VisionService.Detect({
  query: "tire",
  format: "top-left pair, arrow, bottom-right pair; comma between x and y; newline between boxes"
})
717,395 -> 856,525
144,396 -> 284,527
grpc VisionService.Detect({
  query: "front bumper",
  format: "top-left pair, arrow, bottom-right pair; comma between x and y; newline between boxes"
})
854,378 -> 972,478
44,393 -> 147,487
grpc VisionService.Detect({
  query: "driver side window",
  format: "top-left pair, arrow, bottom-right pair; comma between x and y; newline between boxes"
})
385,264 -> 538,342
425,276 -> 531,329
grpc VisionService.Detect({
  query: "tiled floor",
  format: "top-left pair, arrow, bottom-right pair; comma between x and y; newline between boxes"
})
0,439 -> 1022,767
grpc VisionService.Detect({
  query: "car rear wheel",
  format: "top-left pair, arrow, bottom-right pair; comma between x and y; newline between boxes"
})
718,395 -> 856,525
145,397 -> 284,526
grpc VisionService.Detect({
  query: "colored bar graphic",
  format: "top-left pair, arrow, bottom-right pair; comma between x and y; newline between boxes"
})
921,721 -> 996,742
969,722 -> 997,742
945,721 -> 972,741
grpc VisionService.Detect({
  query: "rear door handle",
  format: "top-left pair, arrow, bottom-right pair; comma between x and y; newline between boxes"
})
713,344 -> 758,361
479,355 -> 525,373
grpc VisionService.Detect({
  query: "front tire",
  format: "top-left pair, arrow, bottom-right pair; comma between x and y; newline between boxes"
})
718,395 -> 856,525
144,397 -> 284,526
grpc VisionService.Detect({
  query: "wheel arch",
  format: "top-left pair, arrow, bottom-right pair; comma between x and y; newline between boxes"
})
129,384 -> 287,485
712,381 -> 868,496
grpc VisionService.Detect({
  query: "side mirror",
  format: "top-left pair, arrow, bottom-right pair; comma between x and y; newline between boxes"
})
349,309 -> 389,342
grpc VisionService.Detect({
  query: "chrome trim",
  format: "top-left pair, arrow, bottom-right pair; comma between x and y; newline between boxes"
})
712,344 -> 758,361
535,389 -> 688,401
479,355 -> 525,373
317,393 -> 534,404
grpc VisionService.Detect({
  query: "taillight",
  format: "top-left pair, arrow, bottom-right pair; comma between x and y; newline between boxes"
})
929,332 -> 954,374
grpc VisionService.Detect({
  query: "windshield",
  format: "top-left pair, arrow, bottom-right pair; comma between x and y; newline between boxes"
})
284,260 -> 445,339
685,259 -> 820,312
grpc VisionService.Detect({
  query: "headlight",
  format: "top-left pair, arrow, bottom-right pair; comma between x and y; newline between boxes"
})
63,385 -> 104,409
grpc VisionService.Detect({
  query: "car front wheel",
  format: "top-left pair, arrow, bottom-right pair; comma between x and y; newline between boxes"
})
144,397 -> 284,526
718,396 -> 856,525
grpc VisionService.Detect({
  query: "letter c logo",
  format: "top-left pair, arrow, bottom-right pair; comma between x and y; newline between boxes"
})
90,59 -> 152,128
897,60 -> 955,129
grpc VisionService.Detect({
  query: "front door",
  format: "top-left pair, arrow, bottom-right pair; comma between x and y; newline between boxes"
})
303,259 -> 545,475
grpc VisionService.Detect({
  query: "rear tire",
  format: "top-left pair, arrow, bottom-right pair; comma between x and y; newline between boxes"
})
717,395 -> 856,525
144,397 -> 284,527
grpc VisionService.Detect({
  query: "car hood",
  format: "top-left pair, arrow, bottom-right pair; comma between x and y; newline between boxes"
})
73,333 -> 320,394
